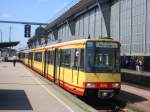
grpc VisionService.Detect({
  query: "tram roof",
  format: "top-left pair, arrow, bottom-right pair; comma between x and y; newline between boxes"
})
45,38 -> 120,49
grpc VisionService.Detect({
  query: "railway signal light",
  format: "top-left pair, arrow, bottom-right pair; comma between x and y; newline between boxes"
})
24,24 -> 31,37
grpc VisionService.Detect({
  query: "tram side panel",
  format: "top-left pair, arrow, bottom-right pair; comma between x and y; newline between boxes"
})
55,48 -> 86,96
24,53 -> 29,66
46,49 -> 55,81
28,52 -> 33,68
32,50 -> 44,76
21,52 -> 25,64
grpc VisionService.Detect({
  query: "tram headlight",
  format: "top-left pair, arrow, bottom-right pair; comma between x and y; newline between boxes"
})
112,83 -> 120,88
85,83 -> 96,88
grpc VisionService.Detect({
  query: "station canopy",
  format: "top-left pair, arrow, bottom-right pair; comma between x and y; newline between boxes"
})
0,41 -> 19,48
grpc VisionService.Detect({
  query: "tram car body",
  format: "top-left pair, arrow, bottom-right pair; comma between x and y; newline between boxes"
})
21,38 -> 121,98
16,51 -> 25,62
22,49 -> 29,66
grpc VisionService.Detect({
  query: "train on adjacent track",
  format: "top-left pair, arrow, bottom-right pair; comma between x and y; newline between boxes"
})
18,38 -> 121,98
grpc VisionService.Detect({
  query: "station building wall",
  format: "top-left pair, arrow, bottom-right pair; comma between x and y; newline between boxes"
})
47,0 -> 150,63
48,4 -> 109,41
111,0 -> 150,56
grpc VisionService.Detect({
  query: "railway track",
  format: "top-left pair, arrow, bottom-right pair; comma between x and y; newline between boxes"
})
79,96 -> 128,112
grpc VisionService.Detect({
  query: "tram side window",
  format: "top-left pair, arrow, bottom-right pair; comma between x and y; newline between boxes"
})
65,49 -> 71,67
56,50 -> 61,66
71,49 -> 75,68
22,53 -> 25,59
79,49 -> 84,70
25,53 -> 29,59
47,51 -> 50,64
29,52 -> 33,60
71,49 -> 84,71
48,51 -> 54,64
74,49 -> 79,69
59,48 -> 84,70
45,51 -> 49,64
34,52 -> 42,62
61,49 -> 71,67
61,50 -> 64,66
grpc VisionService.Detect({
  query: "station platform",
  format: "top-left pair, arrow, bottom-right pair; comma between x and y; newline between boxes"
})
121,69 -> 150,87
0,62 -> 95,112
121,69 -> 150,77
0,62 -> 150,112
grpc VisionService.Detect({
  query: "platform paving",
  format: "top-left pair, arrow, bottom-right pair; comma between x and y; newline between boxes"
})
120,83 -> 150,112
0,62 -> 95,112
1,62 -> 150,112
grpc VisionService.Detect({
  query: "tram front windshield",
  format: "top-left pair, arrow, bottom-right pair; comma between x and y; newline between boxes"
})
86,41 -> 120,73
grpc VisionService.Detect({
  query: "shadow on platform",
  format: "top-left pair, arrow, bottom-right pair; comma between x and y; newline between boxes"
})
0,89 -> 33,110
119,90 -> 148,103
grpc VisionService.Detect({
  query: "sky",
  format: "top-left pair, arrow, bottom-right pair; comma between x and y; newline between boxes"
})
0,0 -> 79,50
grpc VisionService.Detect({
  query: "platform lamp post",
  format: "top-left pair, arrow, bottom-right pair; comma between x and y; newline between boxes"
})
8,26 -> 12,57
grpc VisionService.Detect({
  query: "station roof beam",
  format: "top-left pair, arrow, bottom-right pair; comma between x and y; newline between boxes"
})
97,0 -> 111,37
0,20 -> 48,26
0,41 -> 19,48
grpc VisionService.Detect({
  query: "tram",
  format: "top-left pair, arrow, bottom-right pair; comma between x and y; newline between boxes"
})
21,38 -> 121,98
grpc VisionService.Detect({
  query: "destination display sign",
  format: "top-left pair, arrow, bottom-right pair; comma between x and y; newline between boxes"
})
87,41 -> 118,48
96,42 -> 118,48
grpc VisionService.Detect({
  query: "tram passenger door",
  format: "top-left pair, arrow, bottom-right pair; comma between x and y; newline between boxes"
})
27,53 -> 30,66
54,49 -> 60,84
72,49 -> 84,86
44,51 -> 51,79
28,52 -> 31,67
28,52 -> 32,68
43,51 -> 47,77
72,49 -> 80,85
31,52 -> 33,68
